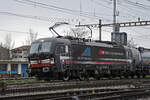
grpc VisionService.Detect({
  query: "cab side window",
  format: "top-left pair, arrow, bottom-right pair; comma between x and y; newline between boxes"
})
55,45 -> 65,55
55,46 -> 60,55
60,46 -> 65,54
127,50 -> 132,59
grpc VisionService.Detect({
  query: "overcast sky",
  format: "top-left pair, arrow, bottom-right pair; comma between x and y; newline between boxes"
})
0,0 -> 150,48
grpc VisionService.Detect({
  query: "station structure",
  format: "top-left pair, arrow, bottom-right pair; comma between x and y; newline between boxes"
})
0,45 -> 30,78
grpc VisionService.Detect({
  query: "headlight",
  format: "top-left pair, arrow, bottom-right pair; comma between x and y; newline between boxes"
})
43,67 -> 49,72
50,58 -> 54,64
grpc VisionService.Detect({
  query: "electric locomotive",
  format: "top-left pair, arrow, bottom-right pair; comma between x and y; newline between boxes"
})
138,47 -> 150,76
27,23 -> 149,81
27,36 -> 141,80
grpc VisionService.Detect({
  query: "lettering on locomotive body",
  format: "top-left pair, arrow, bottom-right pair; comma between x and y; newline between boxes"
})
98,49 -> 124,56
99,50 -> 105,55
77,57 -> 92,60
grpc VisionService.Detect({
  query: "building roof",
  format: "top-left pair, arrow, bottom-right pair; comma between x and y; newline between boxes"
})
11,45 -> 30,51
0,45 -> 9,50
0,60 -> 28,64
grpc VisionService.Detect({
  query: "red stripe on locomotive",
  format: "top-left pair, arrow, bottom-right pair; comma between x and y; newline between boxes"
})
30,63 -> 52,68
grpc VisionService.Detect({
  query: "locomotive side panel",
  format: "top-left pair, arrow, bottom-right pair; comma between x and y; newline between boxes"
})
71,43 -> 128,63
91,46 -> 126,59
68,42 -> 133,79
69,42 -> 131,72
141,50 -> 150,67
130,48 -> 142,66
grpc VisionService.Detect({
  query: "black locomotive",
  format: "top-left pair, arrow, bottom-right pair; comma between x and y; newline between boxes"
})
27,36 -> 150,81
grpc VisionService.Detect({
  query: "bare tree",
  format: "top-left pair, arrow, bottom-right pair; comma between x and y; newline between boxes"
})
65,27 -> 90,38
25,29 -> 38,45
127,38 -> 137,48
3,33 -> 15,50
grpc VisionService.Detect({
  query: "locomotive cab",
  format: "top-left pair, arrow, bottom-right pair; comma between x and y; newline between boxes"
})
27,38 -> 71,80
27,38 -> 55,79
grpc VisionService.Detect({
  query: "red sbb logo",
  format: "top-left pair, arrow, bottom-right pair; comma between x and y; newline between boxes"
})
99,50 -> 105,55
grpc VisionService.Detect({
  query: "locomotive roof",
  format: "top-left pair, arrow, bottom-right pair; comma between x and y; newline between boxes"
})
33,37 -> 71,44
33,37 -> 123,48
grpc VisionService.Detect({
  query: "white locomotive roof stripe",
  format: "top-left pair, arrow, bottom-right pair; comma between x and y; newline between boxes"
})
63,60 -> 129,64
98,58 -> 132,63
30,59 -> 51,64
60,56 -> 72,60
60,56 -> 132,63
30,61 -> 37,64
86,42 -> 113,48
42,59 -> 50,63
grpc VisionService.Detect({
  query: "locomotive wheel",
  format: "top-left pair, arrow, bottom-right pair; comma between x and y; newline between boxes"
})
63,75 -> 69,81
142,74 -> 146,78
79,70 -> 89,81
108,75 -> 112,79
119,75 -> 123,79
136,74 -> 140,78
124,75 -> 129,79
95,76 -> 101,80
36,76 -> 41,80
79,72 -> 85,81
62,70 -> 70,81
131,74 -> 134,79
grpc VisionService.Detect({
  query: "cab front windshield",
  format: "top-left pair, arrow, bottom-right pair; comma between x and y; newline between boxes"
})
30,41 -> 52,54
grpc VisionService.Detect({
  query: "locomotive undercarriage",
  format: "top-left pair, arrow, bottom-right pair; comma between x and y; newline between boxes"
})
29,67 -> 60,80
65,65 -> 150,80
34,65 -> 134,81
135,67 -> 148,78
29,64 -> 150,81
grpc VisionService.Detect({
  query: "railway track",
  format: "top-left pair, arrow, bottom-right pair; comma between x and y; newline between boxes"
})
0,77 -> 35,81
5,78 -> 150,89
1,86 -> 150,100
2,76 -> 150,87
45,88 -> 150,100
1,78 -> 150,100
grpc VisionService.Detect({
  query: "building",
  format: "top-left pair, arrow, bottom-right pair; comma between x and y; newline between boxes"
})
11,45 -> 30,61
0,45 -> 30,78
0,60 -> 28,77
0,46 -> 9,60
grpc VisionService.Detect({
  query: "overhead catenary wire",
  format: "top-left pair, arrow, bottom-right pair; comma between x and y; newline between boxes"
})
15,0 -> 149,22
0,11 -> 96,24
123,0 -> 150,11
0,0 -> 149,45
13,0 -> 110,21
0,29 -> 49,37
117,4 -> 140,18
92,0 -> 112,9
15,0 -> 144,22
9,0 -> 150,22
120,1 -> 150,16
0,11 -> 42,22
93,0 -> 139,19
0,11 -> 50,22
122,28 -> 150,41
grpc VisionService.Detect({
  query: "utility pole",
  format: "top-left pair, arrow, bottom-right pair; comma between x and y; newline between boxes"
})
113,0 -> 117,32
99,19 -> 102,41
76,20 -> 150,41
